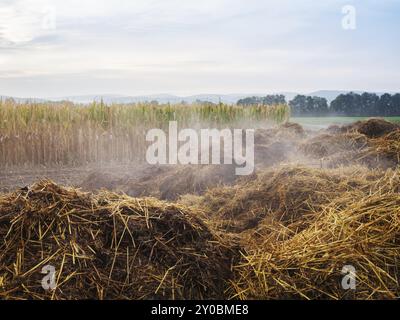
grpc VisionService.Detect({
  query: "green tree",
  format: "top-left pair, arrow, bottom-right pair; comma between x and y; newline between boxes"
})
262,94 -> 286,105
391,93 -> 400,116
289,95 -> 307,116
289,95 -> 328,116
378,93 -> 392,116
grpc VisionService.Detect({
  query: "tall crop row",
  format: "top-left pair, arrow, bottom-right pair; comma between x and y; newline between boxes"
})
0,100 -> 289,167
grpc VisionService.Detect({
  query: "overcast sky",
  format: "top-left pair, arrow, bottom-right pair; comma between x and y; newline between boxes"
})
0,0 -> 399,98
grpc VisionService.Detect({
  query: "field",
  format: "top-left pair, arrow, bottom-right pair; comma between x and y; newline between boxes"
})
1,101 -> 400,300
0,100 -> 288,168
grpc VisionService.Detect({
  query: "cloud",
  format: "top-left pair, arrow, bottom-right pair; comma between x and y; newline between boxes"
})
0,0 -> 398,96
0,0 -> 57,46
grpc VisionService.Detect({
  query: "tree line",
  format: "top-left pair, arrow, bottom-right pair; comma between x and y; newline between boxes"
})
237,92 -> 400,117
237,95 -> 286,106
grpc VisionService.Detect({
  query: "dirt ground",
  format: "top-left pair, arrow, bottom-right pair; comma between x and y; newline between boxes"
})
0,164 -> 143,192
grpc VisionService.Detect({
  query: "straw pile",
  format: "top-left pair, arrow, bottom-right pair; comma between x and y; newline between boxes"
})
0,181 -> 235,300
358,130 -> 400,166
299,132 -> 368,159
230,171 -> 400,299
197,165 -> 389,233
321,130 -> 400,169
278,122 -> 306,138
342,118 -> 400,138
300,120 -> 400,170
182,163 -> 400,300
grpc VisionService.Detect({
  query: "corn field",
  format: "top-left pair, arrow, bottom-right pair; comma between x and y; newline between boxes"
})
0,99 -> 289,168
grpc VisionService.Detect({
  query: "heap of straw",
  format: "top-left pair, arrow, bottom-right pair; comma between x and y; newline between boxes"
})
230,179 -> 400,299
197,166 -> 389,233
342,118 -> 399,138
322,130 -> 400,169
299,132 -> 368,159
359,130 -> 400,166
299,121 -> 400,170
0,181 -> 235,300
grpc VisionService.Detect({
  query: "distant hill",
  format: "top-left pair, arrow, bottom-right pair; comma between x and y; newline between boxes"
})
53,91 -> 389,104
1,91 -> 396,105
52,94 -> 256,104
50,92 -> 300,104
0,95 -> 46,103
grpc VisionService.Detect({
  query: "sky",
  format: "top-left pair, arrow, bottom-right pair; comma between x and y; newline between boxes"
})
0,0 -> 399,98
